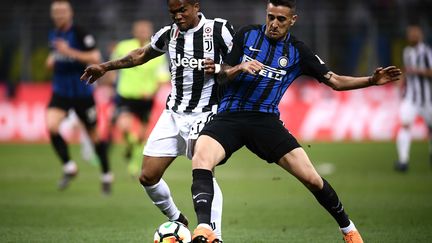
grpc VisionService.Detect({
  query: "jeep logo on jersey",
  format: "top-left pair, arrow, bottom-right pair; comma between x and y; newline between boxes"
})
171,54 -> 205,70
243,55 -> 287,81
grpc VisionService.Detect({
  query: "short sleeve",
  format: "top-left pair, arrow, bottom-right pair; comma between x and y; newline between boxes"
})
75,26 -> 97,51
151,26 -> 171,53
223,26 -> 250,66
296,41 -> 330,82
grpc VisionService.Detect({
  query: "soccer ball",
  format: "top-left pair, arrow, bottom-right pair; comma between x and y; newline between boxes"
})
154,221 -> 191,243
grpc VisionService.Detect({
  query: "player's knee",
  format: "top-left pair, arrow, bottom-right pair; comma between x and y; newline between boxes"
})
46,122 -> 60,134
192,152 -> 213,170
139,170 -> 161,187
302,174 -> 323,191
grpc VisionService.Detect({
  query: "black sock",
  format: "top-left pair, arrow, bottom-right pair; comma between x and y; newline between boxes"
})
311,178 -> 350,228
95,141 -> 110,174
49,133 -> 70,164
191,169 -> 214,225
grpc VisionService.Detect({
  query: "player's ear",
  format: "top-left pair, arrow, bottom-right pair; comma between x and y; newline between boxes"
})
193,2 -> 200,12
290,15 -> 297,26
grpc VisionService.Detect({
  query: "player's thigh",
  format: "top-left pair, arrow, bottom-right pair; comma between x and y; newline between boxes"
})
46,107 -> 68,133
74,98 -> 98,139
115,111 -> 135,132
144,110 -> 186,157
192,135 -> 226,170
140,156 -> 176,185
277,148 -> 322,189
399,99 -> 417,126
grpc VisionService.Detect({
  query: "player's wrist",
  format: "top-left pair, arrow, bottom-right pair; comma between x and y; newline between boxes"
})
214,64 -> 221,74
368,76 -> 376,86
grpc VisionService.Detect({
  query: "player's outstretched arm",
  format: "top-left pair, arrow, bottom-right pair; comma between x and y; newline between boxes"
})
323,66 -> 402,91
80,44 -> 163,84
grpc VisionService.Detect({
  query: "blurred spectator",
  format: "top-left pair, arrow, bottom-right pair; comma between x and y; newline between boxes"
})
108,20 -> 170,176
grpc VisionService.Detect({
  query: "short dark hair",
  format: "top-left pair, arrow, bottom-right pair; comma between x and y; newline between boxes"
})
166,0 -> 199,4
268,0 -> 296,8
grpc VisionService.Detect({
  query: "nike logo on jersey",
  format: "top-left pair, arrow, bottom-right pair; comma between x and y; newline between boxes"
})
248,46 -> 261,52
192,192 -> 212,200
171,54 -> 205,70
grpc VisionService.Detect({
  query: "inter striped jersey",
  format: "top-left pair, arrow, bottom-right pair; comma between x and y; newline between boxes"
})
48,25 -> 96,98
221,25 -> 329,115
403,42 -> 432,106
150,13 -> 235,113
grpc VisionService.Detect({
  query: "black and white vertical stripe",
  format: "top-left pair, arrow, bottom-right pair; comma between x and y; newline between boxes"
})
150,13 -> 234,113
403,42 -> 432,106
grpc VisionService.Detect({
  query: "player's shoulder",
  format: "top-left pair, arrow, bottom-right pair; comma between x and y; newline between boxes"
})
238,24 -> 261,33
233,24 -> 262,39
155,25 -> 173,36
72,24 -> 97,48
72,24 -> 92,36
287,34 -> 310,51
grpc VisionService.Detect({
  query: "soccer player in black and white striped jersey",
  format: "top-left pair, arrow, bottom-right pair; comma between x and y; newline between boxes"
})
395,24 -> 432,172
81,0 -> 234,240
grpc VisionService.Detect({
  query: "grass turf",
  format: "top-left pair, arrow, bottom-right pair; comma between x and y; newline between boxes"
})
0,142 -> 431,242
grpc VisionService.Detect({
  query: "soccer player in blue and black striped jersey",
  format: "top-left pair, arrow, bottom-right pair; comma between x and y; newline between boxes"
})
190,0 -> 402,242
46,0 -> 112,194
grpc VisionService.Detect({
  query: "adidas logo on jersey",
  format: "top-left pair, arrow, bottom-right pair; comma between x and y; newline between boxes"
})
171,54 -> 205,70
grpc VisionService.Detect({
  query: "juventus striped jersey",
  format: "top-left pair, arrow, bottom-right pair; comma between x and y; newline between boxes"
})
221,25 -> 329,115
150,13 -> 235,113
403,42 -> 432,106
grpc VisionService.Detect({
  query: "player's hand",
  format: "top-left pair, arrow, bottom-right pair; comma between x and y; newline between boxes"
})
80,64 -> 106,84
370,66 -> 402,85
204,58 -> 216,74
240,60 -> 264,75
53,39 -> 71,56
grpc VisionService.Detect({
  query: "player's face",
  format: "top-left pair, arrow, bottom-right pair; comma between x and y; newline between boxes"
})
50,2 -> 73,30
406,26 -> 423,46
265,3 -> 297,41
168,0 -> 200,31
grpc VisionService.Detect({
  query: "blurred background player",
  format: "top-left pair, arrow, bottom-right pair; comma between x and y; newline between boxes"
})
395,24 -> 432,172
45,0 -> 113,194
109,20 -> 170,177
80,0 -> 235,239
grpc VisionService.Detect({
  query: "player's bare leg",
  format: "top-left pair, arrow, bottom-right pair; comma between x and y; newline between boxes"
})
278,148 -> 363,243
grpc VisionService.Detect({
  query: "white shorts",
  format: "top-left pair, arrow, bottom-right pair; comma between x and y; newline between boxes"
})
143,109 -> 215,159
399,99 -> 432,126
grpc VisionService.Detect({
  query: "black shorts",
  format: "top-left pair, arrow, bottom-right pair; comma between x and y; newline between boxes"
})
48,94 -> 97,129
200,111 -> 301,164
114,96 -> 154,122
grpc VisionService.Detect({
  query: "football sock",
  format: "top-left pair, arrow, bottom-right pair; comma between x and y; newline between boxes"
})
311,178 -> 350,228
144,179 -> 180,220
50,133 -> 70,164
79,129 -> 95,162
191,169 -> 214,226
396,127 -> 411,164
340,220 -> 357,234
95,141 -> 110,174
211,178 -> 223,240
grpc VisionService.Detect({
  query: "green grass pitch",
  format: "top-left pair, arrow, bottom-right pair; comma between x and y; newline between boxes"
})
0,142 -> 431,242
